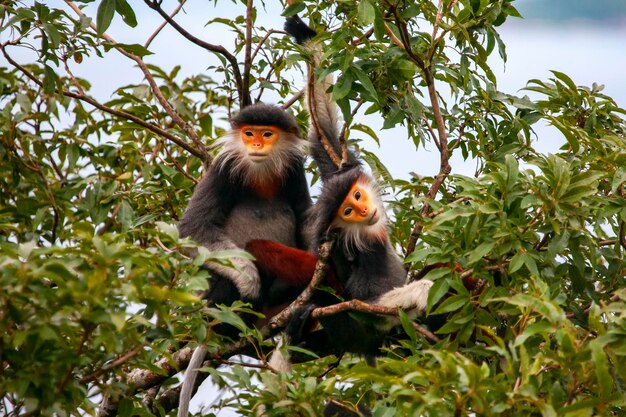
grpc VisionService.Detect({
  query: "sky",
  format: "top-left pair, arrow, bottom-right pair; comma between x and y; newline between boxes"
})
6,1 -> 626,415
44,0 -> 626,182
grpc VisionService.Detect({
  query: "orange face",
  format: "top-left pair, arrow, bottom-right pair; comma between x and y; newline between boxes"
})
337,183 -> 380,225
240,125 -> 280,161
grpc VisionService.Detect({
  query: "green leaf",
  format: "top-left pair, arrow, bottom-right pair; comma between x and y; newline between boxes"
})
96,0 -> 116,35
42,22 -> 61,47
467,241 -> 495,264
353,67 -> 379,103
405,247 -> 429,264
549,118 -> 580,154
43,64 -> 57,95
115,0 -> 137,28
351,124 -> 380,145
427,278 -> 450,310
398,309 -> 418,346
209,307 -> 249,332
550,70 -> 577,92
611,167 -> 626,194
432,294 -> 468,315
357,0 -> 376,25
590,339 -> 612,399
332,71 -> 354,100
104,42 -> 153,57
282,2 -> 305,17
514,321 -> 553,347
373,6 -> 385,41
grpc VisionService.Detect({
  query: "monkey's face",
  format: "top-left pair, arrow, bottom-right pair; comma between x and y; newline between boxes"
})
336,182 -> 381,226
239,125 -> 280,162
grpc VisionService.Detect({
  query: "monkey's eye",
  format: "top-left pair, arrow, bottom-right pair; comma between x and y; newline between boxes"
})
343,207 -> 353,216
354,190 -> 361,200
262,131 -> 274,138
244,130 -> 254,137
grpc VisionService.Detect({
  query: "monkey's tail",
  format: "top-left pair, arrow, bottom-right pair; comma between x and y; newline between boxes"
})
284,15 -> 358,179
178,346 -> 207,417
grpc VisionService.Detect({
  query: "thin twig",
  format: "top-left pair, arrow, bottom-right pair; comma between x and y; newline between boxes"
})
242,0 -> 253,107
282,89 -> 305,109
143,0 -> 249,108
145,1 -> 186,48
1,46 -> 206,161
392,8 -> 451,259
79,345 -> 145,384
58,326 -> 94,393
250,29 -> 282,63
384,23 -> 404,50
422,113 -> 441,150
96,202 -> 122,236
432,0 -> 444,39
338,99 -> 364,165
352,27 -> 374,46
64,1 -> 209,162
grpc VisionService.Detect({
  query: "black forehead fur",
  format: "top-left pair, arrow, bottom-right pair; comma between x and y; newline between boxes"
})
312,166 -> 369,247
230,103 -> 300,135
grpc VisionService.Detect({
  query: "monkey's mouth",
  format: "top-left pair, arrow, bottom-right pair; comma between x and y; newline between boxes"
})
248,153 -> 268,162
368,209 -> 380,225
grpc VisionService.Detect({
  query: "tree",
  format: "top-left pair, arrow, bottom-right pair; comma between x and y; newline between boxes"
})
1,0 -> 625,416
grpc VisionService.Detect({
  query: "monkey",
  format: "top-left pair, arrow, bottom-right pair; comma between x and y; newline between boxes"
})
177,103 -> 313,417
277,162 -> 433,360
243,15 -> 434,417
178,103 -> 312,309
257,10 -> 433,372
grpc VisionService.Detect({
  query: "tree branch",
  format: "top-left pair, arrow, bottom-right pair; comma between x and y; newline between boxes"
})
390,10 -> 451,259
282,89 -> 305,109
242,0 -> 253,107
310,299 -> 439,343
79,345 -> 144,384
143,0 -> 250,108
98,239 -> 336,416
144,0 -> 186,49
1,46 -> 207,161
64,1 -> 210,163
339,100 -> 364,165
251,29 -> 282,63
268,239 -> 335,330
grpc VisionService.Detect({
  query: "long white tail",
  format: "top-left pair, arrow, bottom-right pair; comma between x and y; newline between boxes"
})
177,346 -> 207,417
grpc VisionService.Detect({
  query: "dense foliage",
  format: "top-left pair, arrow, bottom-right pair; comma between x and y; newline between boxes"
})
1,1 -> 624,416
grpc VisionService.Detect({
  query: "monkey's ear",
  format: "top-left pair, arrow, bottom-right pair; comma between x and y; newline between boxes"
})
287,126 -> 300,136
